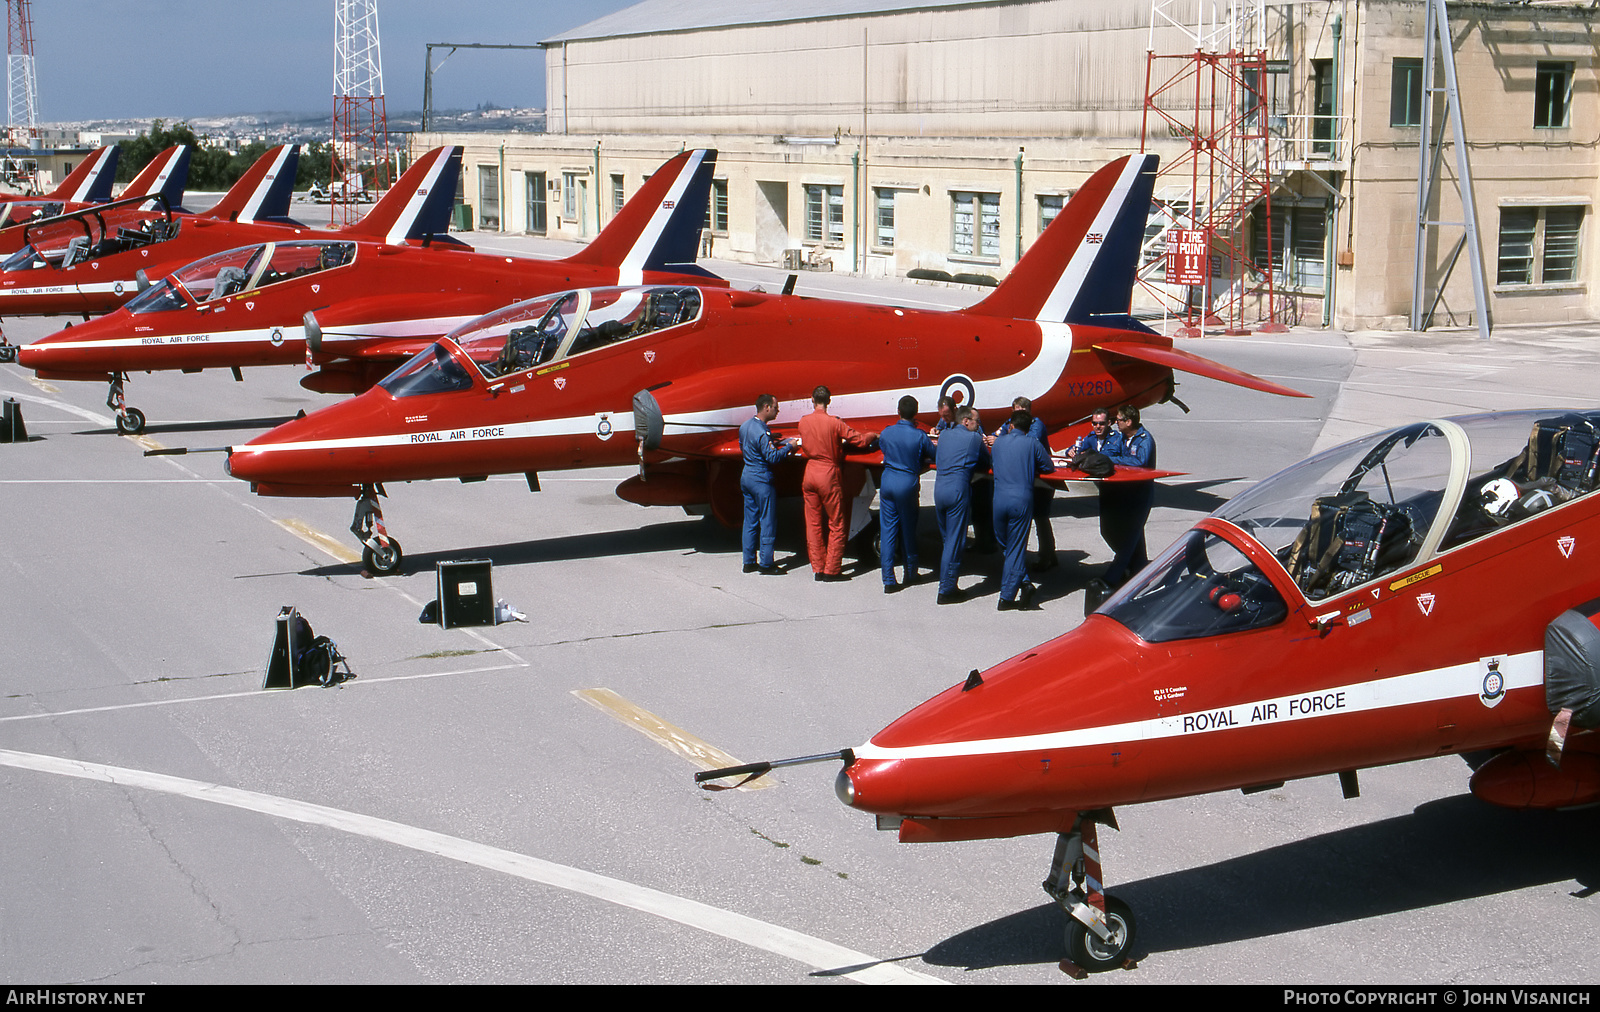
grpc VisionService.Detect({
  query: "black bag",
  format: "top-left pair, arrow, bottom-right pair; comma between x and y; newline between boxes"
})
293,614 -> 351,687
1075,450 -> 1116,478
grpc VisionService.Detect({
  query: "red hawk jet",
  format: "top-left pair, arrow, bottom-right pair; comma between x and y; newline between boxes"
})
709,409 -> 1600,974
0,145 -> 118,223
222,154 -> 1306,573
0,144 -> 187,242
0,143 -> 302,322
19,148 -> 721,435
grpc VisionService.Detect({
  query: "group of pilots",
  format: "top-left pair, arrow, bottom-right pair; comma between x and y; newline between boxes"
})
737,387 -> 1157,610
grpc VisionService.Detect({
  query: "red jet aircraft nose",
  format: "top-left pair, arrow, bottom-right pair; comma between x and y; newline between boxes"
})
838,615 -> 1149,821
226,391 -> 395,492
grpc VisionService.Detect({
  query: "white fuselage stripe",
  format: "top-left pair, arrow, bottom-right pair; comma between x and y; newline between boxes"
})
0,747 -> 943,985
36,326 -> 307,352
854,650 -> 1544,761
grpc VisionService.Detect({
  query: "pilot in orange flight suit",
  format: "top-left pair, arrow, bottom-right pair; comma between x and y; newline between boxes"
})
798,385 -> 877,580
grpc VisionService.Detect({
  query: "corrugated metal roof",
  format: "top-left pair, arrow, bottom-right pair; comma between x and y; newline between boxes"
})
542,0 -> 1018,45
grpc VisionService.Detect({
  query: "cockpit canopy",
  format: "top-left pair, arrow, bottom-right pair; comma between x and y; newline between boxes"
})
376,286 -> 704,400
124,240 -> 355,313
0,215 -> 179,273
1103,410 -> 1600,642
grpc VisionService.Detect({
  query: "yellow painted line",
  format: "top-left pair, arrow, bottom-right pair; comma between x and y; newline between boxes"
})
27,376 -> 58,393
275,517 -> 362,564
573,688 -> 775,790
130,434 -> 164,453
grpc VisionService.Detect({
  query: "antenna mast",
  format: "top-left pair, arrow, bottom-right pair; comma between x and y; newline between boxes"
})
332,0 -> 391,226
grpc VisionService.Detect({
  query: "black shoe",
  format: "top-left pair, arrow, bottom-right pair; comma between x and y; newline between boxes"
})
1029,553 -> 1059,573
743,563 -> 760,574
936,589 -> 966,605
1084,578 -> 1111,612
884,582 -> 903,595
1018,583 -> 1038,610
758,564 -> 783,575
997,598 -> 1017,612
816,572 -> 847,583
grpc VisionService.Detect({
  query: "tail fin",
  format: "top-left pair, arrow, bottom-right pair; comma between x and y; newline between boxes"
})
123,145 -> 193,210
205,145 -> 300,224
46,146 -> 118,202
564,149 -> 718,282
343,146 -> 462,245
966,154 -> 1158,329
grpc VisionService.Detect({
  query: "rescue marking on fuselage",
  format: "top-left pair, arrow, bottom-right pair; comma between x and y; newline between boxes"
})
1389,565 -> 1442,591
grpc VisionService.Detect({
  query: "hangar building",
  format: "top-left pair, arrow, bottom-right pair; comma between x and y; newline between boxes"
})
415,0 -> 1599,331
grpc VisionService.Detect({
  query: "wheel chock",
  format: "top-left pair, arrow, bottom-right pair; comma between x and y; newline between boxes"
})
1058,959 -> 1088,980
1,397 -> 26,443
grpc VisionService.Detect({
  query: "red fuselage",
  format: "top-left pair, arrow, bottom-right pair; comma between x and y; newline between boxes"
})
225,284 -> 1173,495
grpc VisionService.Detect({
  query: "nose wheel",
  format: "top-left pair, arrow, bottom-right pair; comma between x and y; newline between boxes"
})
351,484 -> 403,576
106,373 -> 146,435
1043,812 -> 1139,976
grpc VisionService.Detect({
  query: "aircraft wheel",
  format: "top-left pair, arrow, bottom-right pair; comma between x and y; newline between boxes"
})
1065,896 -> 1136,972
362,539 -> 404,576
115,408 -> 146,436
0,345 -> 15,363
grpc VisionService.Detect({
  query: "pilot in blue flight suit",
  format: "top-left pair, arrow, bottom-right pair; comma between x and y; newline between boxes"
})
1098,403 -> 1157,589
877,395 -> 936,592
933,405 -> 990,604
996,396 -> 1058,571
739,393 -> 795,573
991,408 -> 1056,610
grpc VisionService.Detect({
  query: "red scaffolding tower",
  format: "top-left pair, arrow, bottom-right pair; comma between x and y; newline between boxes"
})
1139,47 -> 1284,336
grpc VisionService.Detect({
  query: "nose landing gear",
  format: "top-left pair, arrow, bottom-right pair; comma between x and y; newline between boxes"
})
107,373 -> 146,435
351,484 -> 403,576
1043,812 -> 1139,977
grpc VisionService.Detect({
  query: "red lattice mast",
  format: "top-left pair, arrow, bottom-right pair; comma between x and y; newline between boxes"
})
332,0 -> 390,227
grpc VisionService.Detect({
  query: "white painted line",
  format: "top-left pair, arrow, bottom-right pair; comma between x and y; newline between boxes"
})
0,748 -> 945,985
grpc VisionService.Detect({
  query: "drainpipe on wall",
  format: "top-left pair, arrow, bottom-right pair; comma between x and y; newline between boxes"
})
498,143 -> 506,234
593,143 -> 602,238
1326,13 -> 1343,326
1015,148 -> 1025,264
852,149 -> 861,274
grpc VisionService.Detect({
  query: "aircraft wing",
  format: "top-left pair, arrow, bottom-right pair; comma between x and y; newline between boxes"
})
1045,465 -> 1185,487
1092,340 -> 1311,398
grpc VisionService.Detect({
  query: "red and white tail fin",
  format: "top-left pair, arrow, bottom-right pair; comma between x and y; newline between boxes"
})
122,145 -> 193,210
966,154 -> 1158,328
564,149 -> 719,282
342,147 -> 462,245
46,146 -> 118,203
205,145 -> 300,224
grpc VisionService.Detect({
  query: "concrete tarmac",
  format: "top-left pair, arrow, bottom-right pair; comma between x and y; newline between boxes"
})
1,237 -> 1597,984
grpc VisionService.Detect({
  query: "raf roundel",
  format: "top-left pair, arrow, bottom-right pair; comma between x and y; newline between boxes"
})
938,373 -> 977,410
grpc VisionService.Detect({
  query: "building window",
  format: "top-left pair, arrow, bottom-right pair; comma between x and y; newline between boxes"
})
526,171 -> 546,234
1535,62 -> 1573,129
1497,206 -> 1584,285
952,191 -> 1000,258
703,179 -> 728,234
478,165 -> 500,230
873,188 -> 896,249
1039,194 -> 1065,233
563,172 -> 580,220
1391,58 -> 1423,127
804,184 -> 843,245
1311,59 -> 1334,154
611,174 -> 625,216
1252,205 -> 1327,290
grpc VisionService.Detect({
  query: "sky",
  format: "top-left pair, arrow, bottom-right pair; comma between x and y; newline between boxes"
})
29,0 -> 638,122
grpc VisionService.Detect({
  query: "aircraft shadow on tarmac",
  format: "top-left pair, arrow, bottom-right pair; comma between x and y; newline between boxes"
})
79,415 -> 299,437
920,794 -> 1600,971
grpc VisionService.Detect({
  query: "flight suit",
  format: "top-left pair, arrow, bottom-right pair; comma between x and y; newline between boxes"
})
991,427 -> 1056,603
877,418 -> 935,586
799,407 -> 875,576
998,414 -> 1056,563
933,424 -> 990,596
1100,425 -> 1156,587
739,413 -> 793,568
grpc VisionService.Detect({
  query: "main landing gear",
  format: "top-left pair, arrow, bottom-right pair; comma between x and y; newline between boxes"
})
351,484 -> 403,576
1043,811 -> 1139,977
106,373 -> 146,435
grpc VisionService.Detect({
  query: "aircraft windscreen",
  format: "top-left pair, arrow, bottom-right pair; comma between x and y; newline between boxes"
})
1101,529 -> 1288,642
379,342 -> 476,398
1,243 -> 47,272
125,279 -> 188,315
254,241 -> 354,288
172,245 -> 266,301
